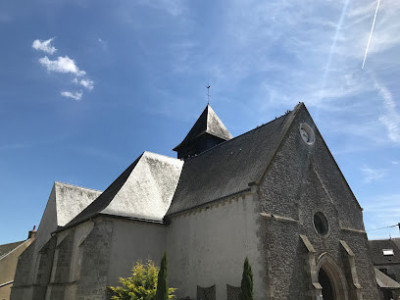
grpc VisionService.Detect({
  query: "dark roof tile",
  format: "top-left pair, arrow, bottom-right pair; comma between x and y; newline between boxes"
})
174,105 -> 232,151
369,239 -> 400,265
167,105 -> 299,216
0,241 -> 25,259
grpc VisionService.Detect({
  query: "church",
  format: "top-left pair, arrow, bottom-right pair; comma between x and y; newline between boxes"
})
11,103 -> 381,300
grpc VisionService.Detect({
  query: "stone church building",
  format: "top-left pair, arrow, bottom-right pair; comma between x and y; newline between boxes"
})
11,103 -> 381,300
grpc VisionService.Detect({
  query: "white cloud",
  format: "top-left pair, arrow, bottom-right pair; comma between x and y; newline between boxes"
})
33,38 -> 94,100
39,56 -> 86,76
80,79 -> 94,90
361,165 -> 386,183
135,0 -> 186,16
32,38 -> 57,55
363,193 -> 400,238
374,81 -> 400,143
73,78 -> 94,90
97,37 -> 108,51
60,91 -> 83,101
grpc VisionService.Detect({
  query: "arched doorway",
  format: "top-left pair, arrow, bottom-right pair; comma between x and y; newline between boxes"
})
319,267 -> 334,300
317,254 -> 348,300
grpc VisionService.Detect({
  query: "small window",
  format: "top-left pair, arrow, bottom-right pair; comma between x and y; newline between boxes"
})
313,212 -> 329,236
383,249 -> 394,256
197,285 -> 216,300
299,123 -> 315,145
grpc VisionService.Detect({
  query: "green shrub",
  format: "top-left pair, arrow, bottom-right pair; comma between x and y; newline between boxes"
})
155,252 -> 168,300
240,257 -> 253,300
110,259 -> 176,300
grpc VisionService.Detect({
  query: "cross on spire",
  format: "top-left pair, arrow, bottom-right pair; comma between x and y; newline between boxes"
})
206,85 -> 211,105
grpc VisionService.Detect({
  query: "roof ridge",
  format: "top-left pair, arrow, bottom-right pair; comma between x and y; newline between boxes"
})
254,103 -> 303,185
63,153 -> 144,229
0,240 -> 28,261
183,109 -> 292,161
370,238 -> 400,249
142,151 -> 181,161
166,105 -> 301,216
54,181 -> 103,193
173,104 -> 232,152
206,104 -> 211,133
0,240 -> 25,247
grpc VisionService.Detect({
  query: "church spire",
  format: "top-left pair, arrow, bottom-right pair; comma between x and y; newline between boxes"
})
173,105 -> 233,159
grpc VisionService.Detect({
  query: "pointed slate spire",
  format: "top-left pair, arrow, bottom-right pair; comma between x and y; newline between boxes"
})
173,105 -> 233,159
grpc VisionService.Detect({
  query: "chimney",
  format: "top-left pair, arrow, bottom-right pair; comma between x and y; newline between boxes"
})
28,225 -> 36,240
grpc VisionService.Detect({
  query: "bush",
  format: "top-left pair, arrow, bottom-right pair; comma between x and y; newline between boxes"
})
240,257 -> 253,300
155,253 -> 169,300
110,259 -> 176,300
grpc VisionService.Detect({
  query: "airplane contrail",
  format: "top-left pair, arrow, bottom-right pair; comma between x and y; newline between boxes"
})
362,0 -> 381,69
319,0 -> 350,97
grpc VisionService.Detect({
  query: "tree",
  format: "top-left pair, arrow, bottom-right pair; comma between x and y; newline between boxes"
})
110,258 -> 176,300
155,252 -> 168,300
240,257 -> 253,300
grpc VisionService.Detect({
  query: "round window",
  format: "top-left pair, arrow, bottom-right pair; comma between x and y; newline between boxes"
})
314,212 -> 329,235
299,123 -> 315,145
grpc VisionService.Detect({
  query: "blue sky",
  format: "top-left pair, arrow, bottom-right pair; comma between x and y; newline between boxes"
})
0,0 -> 399,244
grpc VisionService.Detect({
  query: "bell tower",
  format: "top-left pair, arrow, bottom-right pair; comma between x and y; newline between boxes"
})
173,105 -> 233,159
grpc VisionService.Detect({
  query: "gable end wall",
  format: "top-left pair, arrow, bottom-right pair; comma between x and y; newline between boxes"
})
256,107 -> 379,299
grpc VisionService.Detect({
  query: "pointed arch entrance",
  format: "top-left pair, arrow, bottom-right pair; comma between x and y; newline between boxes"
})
317,253 -> 349,300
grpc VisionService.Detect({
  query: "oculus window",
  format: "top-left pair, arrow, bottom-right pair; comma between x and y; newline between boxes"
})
299,123 -> 315,145
314,212 -> 329,235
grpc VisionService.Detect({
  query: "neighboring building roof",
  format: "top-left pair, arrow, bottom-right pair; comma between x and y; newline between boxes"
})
173,104 -> 233,151
67,151 -> 184,226
392,238 -> 400,250
0,241 -> 25,260
375,267 -> 400,289
369,239 -> 400,265
166,105 -> 299,216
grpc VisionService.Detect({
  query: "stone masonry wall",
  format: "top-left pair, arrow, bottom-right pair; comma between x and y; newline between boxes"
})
257,217 -> 308,299
257,107 -> 380,299
32,237 -> 56,300
77,217 -> 113,300
46,230 -> 75,299
11,242 -> 36,300
341,230 -> 379,299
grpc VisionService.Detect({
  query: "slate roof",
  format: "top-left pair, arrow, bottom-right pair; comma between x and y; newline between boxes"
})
57,101 -> 362,226
375,267 -> 400,289
63,102 -> 303,224
34,182 -> 103,250
393,238 -> 400,250
369,239 -> 400,265
0,241 -> 25,260
173,104 -> 233,151
67,151 -> 184,227
166,104 -> 299,216
53,182 -> 103,226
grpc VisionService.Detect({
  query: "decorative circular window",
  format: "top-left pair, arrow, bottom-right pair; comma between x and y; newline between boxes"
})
314,212 -> 329,235
299,123 -> 315,145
